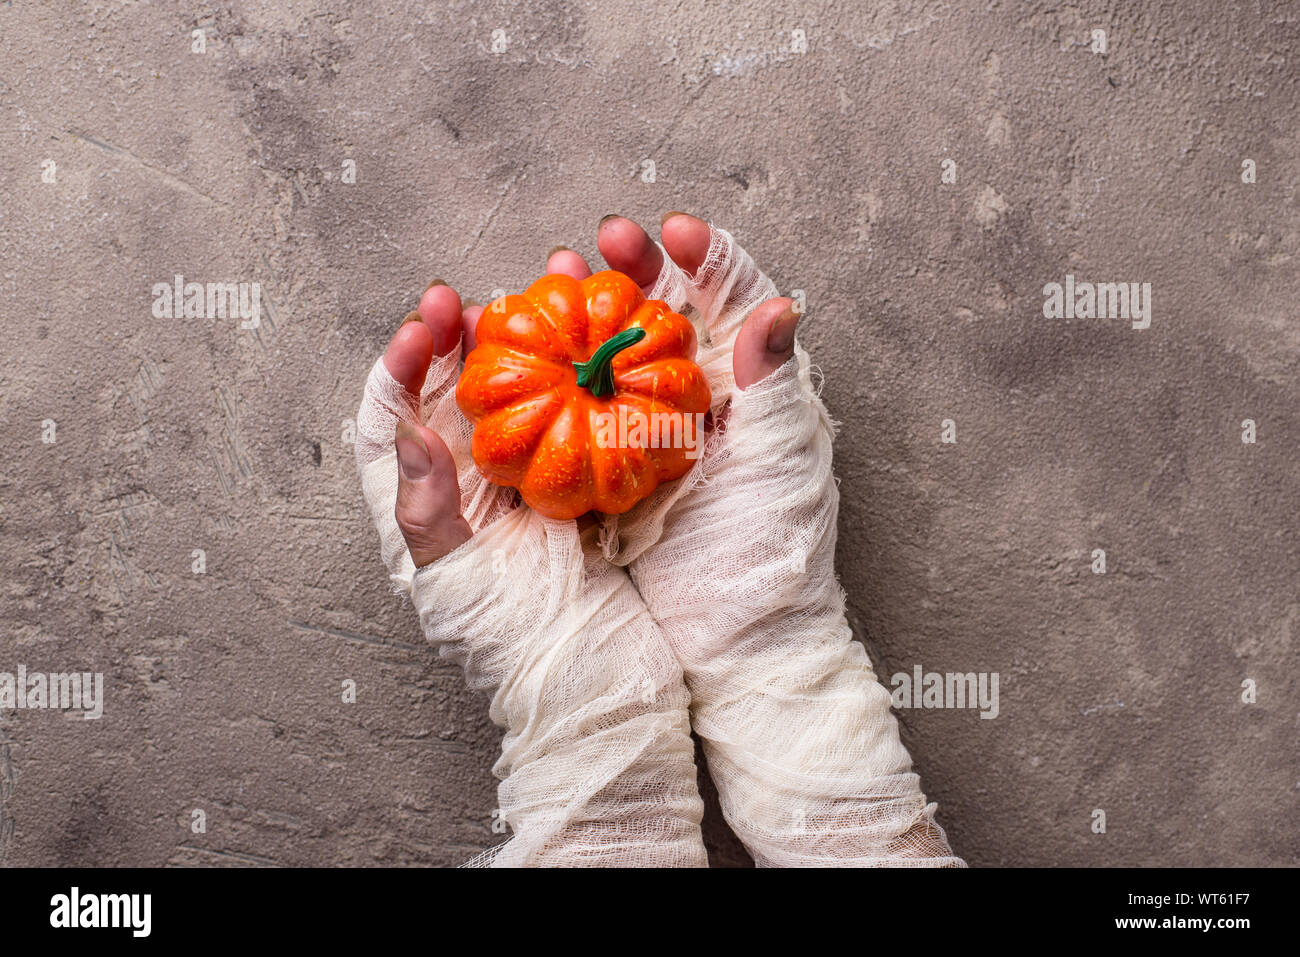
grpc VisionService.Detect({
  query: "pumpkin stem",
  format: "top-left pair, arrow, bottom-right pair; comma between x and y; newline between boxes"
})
574,327 -> 646,398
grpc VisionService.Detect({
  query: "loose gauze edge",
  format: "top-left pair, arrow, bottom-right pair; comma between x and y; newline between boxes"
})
358,353 -> 706,867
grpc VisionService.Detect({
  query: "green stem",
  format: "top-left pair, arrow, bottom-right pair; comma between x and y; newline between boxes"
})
573,327 -> 646,398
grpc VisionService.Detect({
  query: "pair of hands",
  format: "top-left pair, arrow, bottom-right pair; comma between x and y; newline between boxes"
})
356,212 -> 961,865
381,212 -> 799,567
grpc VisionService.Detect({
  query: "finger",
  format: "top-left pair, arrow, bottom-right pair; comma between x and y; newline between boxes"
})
461,302 -> 484,357
668,220 -> 780,347
382,314 -> 435,394
596,215 -> 664,288
733,298 -> 799,390
546,245 -> 593,280
394,420 -> 472,567
381,281 -> 462,394
659,211 -> 711,278
417,281 -> 465,357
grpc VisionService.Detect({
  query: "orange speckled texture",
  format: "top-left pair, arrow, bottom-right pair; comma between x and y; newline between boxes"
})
457,271 -> 710,518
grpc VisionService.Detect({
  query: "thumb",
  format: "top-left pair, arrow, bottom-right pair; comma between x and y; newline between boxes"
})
394,421 -> 472,567
733,298 -> 799,390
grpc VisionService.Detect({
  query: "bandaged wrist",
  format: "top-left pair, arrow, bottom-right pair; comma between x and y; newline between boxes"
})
628,355 -> 961,865
357,354 -> 705,867
603,222 -> 963,866
409,515 -> 705,866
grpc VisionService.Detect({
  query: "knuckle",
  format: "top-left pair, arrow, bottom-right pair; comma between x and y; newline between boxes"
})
394,499 -> 440,539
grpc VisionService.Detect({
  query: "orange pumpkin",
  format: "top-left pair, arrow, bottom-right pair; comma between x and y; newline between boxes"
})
456,270 -> 711,520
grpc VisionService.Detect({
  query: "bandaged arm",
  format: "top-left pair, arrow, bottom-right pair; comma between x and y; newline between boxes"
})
628,355 -> 964,867
359,357 -> 706,867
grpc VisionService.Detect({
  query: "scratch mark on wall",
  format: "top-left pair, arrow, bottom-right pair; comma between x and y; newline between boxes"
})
64,128 -> 232,209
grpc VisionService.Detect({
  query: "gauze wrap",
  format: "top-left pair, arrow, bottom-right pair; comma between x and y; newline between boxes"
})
602,226 -> 965,867
357,347 -> 706,867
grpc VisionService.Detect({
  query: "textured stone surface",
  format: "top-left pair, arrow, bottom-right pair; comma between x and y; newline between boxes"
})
0,0 -> 1296,867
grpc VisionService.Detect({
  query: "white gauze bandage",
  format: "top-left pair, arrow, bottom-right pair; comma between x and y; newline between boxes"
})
357,345 -> 706,867
602,227 -> 965,867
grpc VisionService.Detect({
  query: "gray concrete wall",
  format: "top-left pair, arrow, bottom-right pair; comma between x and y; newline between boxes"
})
1,0 -> 1296,867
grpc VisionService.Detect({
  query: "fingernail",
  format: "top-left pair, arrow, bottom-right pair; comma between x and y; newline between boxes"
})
462,298 -> 481,309
395,422 -> 431,479
401,310 -> 422,326
547,245 -> 570,258
424,279 -> 446,291
661,210 -> 689,225
766,305 -> 799,353
598,214 -> 620,227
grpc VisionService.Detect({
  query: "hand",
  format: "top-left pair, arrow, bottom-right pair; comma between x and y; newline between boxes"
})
551,213 -> 963,866
353,279 -> 706,867
381,285 -> 477,566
